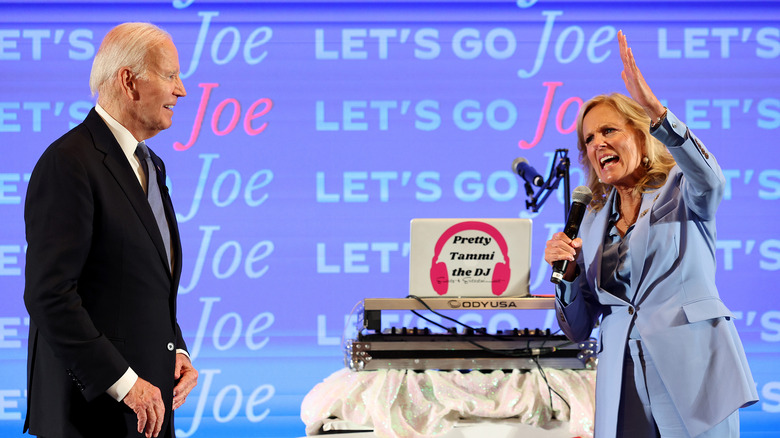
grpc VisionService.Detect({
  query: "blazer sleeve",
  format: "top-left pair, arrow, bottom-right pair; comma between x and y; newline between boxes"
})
24,137 -> 129,401
554,261 -> 603,343
176,322 -> 188,353
652,109 -> 725,220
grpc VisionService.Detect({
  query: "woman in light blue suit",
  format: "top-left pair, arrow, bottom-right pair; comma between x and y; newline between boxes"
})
545,31 -> 758,437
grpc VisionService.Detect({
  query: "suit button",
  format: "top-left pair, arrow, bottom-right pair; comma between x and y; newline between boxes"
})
628,307 -> 634,315
167,342 -> 175,351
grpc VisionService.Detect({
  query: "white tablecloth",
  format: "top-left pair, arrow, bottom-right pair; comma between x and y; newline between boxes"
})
301,368 -> 596,438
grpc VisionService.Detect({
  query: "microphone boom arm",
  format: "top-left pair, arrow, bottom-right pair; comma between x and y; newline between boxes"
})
523,149 -> 571,221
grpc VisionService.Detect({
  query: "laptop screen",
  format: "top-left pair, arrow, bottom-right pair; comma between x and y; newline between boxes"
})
409,218 -> 532,298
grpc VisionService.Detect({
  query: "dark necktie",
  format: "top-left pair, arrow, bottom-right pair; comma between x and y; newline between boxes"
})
135,141 -> 172,270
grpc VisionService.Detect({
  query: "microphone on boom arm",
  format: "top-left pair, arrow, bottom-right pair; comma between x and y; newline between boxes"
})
512,157 -> 544,187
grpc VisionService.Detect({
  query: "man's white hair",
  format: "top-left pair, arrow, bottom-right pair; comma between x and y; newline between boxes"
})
89,22 -> 171,99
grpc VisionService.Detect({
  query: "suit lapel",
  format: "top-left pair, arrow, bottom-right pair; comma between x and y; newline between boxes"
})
582,205 -> 607,290
629,190 -> 661,302
84,109 -> 172,277
147,150 -> 182,328
584,190 -> 630,307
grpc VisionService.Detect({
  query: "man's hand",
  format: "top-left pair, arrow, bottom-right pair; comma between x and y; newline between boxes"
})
123,377 -> 164,438
173,353 -> 198,410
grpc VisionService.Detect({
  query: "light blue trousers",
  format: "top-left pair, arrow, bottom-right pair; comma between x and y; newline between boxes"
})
616,339 -> 740,438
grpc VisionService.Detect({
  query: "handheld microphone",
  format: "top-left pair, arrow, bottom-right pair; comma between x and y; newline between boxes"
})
550,185 -> 593,284
512,157 -> 544,187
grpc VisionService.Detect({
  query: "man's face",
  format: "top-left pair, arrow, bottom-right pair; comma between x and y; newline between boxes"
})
128,38 -> 186,140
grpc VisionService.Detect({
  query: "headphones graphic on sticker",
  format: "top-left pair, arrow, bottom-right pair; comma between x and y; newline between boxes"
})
429,221 -> 511,296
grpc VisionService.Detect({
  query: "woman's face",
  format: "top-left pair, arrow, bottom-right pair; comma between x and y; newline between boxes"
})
582,103 -> 645,190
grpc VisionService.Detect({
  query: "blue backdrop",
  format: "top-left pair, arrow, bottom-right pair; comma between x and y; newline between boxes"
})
1,0 -> 779,436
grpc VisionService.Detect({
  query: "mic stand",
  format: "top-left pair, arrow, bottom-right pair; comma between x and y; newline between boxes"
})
524,149 -> 571,221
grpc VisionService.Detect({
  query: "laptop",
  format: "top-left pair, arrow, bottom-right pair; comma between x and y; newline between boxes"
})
409,218 -> 532,298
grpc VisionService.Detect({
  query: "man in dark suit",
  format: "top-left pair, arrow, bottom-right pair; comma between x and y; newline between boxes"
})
23,22 -> 198,438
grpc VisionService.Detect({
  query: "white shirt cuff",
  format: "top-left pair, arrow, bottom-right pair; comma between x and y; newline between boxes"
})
106,367 -> 138,402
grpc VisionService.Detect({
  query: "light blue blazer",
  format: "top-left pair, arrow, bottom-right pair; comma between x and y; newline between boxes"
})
555,110 -> 758,437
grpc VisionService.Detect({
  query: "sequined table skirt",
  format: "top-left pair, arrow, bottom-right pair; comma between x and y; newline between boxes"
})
301,368 -> 596,438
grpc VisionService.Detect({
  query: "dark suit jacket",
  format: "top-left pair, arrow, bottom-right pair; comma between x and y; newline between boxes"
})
23,108 -> 187,437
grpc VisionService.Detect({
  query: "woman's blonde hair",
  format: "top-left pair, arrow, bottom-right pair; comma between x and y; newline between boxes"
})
576,93 -> 677,211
